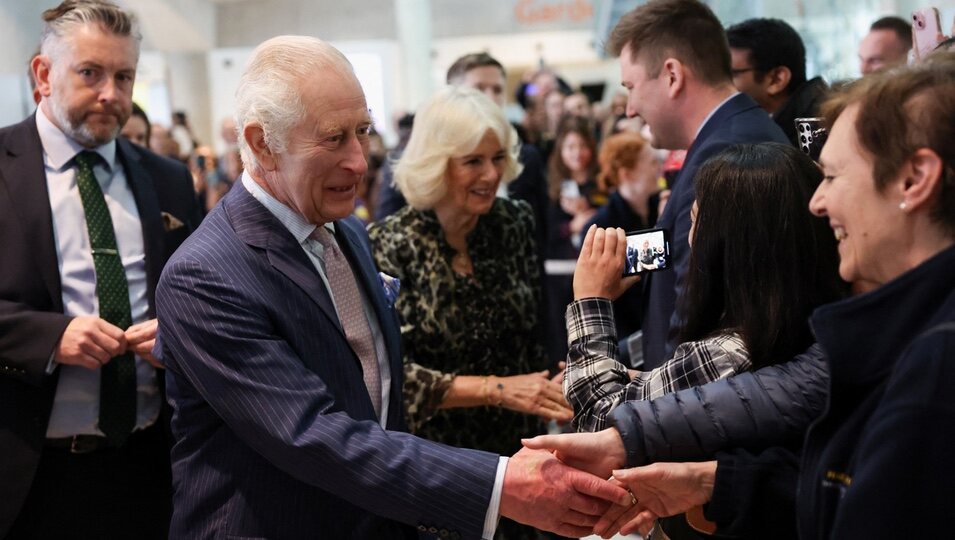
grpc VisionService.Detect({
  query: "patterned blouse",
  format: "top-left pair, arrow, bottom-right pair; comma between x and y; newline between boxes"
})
368,198 -> 549,455
564,298 -> 752,433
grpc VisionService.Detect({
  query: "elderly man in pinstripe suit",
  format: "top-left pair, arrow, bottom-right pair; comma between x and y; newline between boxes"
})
155,35 -> 629,540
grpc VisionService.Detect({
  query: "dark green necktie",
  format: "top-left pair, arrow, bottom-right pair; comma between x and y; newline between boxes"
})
75,150 -> 136,445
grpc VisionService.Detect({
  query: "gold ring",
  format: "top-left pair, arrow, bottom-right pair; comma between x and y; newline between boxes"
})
629,490 -> 637,506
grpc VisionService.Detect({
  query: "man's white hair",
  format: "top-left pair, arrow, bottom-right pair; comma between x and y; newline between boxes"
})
234,35 -> 355,175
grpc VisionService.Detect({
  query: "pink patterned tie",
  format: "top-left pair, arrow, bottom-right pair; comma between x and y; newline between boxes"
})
311,227 -> 381,417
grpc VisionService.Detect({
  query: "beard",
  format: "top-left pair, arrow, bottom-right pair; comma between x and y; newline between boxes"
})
46,95 -> 127,148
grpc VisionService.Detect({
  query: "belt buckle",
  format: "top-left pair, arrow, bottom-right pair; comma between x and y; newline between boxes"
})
70,435 -> 106,454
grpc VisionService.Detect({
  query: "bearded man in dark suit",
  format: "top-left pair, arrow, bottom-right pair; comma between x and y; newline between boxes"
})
0,1 -> 201,538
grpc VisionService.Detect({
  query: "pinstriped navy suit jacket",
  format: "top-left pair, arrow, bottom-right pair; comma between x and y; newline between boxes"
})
156,182 -> 500,539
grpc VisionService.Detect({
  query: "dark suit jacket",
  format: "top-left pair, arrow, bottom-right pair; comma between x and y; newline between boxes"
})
641,93 -> 788,369
157,182 -> 500,539
0,114 -> 201,536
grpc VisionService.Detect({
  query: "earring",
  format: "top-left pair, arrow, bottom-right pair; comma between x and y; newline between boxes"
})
899,201 -> 908,210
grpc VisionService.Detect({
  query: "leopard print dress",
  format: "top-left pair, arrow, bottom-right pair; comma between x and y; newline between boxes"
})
368,198 -> 550,457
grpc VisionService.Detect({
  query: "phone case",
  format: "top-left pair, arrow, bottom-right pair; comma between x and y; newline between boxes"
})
795,117 -> 826,160
912,8 -> 944,59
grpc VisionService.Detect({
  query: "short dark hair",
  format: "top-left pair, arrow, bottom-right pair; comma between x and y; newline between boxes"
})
726,18 -> 807,94
606,0 -> 731,86
870,16 -> 913,51
678,142 -> 845,368
821,51 -> 955,236
446,52 -> 505,85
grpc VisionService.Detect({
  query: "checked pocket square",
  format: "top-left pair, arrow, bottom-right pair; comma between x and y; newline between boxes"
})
378,272 -> 400,306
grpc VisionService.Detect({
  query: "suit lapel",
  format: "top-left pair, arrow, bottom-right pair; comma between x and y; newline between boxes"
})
226,183 -> 344,334
0,115 -> 62,310
115,138 -> 164,317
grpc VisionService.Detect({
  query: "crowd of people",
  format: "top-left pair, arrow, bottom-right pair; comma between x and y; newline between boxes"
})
1,0 -> 953,539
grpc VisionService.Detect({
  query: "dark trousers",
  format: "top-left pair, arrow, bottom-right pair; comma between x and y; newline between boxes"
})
7,423 -> 171,540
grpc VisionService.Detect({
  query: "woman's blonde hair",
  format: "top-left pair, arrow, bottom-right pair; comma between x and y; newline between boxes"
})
395,86 -> 522,210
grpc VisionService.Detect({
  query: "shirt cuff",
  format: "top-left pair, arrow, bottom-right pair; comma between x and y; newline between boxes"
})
483,456 -> 509,539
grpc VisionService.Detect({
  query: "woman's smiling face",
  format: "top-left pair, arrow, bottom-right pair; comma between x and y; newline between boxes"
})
810,103 -> 905,286
439,130 -> 505,217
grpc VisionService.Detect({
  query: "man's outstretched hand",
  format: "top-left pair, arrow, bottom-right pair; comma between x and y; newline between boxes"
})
521,427 -> 627,479
499,447 -> 631,538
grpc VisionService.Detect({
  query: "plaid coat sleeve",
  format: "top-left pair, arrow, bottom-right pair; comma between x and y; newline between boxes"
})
564,298 -> 752,432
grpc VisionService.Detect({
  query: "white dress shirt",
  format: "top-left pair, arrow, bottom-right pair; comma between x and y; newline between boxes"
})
37,107 -> 160,438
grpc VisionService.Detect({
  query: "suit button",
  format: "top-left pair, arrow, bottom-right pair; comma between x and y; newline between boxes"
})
439,528 -> 449,538
450,532 -> 460,540
428,526 -> 438,534
417,525 -> 427,532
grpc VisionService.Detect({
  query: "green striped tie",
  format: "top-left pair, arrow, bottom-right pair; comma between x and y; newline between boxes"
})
75,151 -> 136,445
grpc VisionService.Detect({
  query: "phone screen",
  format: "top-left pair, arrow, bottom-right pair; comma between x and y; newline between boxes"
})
623,228 -> 670,276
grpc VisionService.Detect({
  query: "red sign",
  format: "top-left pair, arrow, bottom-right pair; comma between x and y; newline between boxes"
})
515,0 -> 594,25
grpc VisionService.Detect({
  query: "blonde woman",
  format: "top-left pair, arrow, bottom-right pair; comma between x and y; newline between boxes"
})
368,88 -> 570,487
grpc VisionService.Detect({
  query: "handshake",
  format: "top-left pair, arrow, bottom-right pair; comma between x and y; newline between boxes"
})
500,428 -> 661,538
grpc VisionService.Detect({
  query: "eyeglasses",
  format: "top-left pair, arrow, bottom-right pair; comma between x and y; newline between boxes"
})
731,68 -> 757,76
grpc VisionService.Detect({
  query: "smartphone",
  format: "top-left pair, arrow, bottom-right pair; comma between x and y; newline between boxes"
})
623,228 -> 670,276
560,179 -> 581,199
795,117 -> 828,162
912,7 -> 944,59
